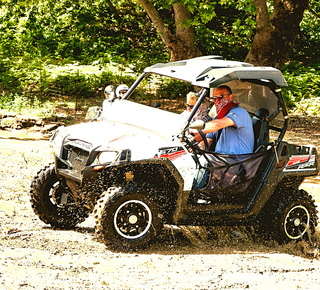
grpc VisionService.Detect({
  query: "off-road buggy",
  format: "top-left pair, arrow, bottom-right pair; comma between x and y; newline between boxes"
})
30,56 -> 319,250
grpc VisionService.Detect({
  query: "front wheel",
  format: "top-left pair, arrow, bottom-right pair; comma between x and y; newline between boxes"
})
30,164 -> 91,229
95,186 -> 163,251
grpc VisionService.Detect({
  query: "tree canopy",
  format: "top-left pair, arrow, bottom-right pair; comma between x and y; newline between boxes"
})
0,0 -> 319,70
0,0 -> 319,116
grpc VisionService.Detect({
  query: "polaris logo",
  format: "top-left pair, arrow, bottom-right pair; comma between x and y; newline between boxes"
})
284,155 -> 316,171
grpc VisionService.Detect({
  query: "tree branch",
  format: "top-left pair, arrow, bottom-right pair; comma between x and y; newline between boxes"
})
106,0 -> 146,18
172,3 -> 201,57
137,0 -> 175,46
118,8 -> 146,18
172,3 -> 193,39
307,2 -> 320,18
252,0 -> 273,32
137,0 -> 201,61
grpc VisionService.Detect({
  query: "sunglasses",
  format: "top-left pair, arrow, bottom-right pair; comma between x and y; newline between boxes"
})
211,93 -> 231,100
119,91 -> 127,95
186,104 -> 194,109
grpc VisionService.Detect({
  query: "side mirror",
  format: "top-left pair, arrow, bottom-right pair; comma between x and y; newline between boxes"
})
189,120 -> 205,130
85,106 -> 102,122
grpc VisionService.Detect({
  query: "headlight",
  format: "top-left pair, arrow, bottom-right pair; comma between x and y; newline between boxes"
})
50,129 -> 65,157
97,151 -> 118,164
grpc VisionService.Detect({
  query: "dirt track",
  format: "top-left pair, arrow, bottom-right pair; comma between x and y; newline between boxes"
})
1,123 -> 320,289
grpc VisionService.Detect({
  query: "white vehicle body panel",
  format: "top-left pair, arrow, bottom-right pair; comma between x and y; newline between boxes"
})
171,153 -> 197,190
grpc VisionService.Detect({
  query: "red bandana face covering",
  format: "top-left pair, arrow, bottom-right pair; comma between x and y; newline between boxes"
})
215,98 -> 239,119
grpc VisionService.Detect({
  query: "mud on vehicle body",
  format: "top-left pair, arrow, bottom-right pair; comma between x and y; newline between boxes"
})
30,56 -> 319,250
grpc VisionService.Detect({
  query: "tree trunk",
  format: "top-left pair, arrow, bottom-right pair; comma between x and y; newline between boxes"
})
170,3 -> 202,61
245,0 -> 309,69
137,0 -> 201,61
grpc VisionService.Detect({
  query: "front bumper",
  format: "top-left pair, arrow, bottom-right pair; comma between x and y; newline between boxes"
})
50,126 -> 131,185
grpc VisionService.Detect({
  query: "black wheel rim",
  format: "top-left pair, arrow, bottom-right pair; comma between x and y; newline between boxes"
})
114,199 -> 152,239
49,181 -> 66,208
284,205 -> 310,240
44,179 -> 75,214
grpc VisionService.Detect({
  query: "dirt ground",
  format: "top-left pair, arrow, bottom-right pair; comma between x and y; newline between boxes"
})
1,116 -> 320,289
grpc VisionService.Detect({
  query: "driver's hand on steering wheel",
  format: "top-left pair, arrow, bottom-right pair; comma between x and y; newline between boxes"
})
191,131 -> 202,142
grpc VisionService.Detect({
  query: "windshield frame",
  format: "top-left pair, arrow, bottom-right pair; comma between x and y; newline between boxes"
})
122,68 -> 289,143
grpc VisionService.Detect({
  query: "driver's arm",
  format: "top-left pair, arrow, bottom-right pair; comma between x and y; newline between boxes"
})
193,116 -> 235,142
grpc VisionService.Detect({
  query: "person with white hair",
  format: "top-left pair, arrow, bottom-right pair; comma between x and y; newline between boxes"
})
181,91 -> 211,123
104,85 -> 115,101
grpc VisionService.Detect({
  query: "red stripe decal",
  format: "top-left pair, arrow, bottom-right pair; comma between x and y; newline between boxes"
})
286,155 -> 315,167
154,150 -> 186,161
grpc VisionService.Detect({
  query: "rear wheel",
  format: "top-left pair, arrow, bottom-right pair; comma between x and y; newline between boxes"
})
260,189 -> 318,243
95,185 -> 163,250
30,164 -> 91,229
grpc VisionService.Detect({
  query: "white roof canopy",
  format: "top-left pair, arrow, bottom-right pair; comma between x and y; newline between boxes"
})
144,55 -> 288,87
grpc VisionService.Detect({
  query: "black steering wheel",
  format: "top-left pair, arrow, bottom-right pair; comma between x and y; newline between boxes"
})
185,130 -> 209,152
197,130 -> 209,151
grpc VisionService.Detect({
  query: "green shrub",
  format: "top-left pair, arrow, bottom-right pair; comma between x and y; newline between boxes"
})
290,97 -> 320,116
0,59 -> 23,94
155,78 -> 192,100
1,59 -> 320,119
41,63 -> 137,98
282,63 -> 320,113
0,93 -> 55,118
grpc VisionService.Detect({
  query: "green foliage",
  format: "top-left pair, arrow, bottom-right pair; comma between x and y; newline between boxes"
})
0,0 -> 316,69
290,0 -> 320,66
152,78 -> 190,100
0,0 -> 167,71
0,0 -> 260,70
0,58 -> 22,94
0,0 -> 319,117
290,97 -> 320,116
0,94 -> 55,118
282,63 -> 320,114
0,61 -> 139,119
192,1 -> 256,60
41,63 -> 138,98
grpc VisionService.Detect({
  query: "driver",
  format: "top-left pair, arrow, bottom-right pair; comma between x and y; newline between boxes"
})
193,85 -> 254,155
191,85 -> 254,190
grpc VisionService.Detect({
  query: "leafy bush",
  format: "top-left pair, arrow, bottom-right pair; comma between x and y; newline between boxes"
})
282,64 -> 320,113
42,63 -> 138,98
155,78 -> 192,100
0,59 -> 23,94
0,61 -> 141,120
290,97 -> 320,116
0,93 -> 55,118
1,58 -> 320,119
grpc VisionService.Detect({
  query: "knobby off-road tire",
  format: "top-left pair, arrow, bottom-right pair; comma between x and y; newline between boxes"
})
94,185 -> 163,251
259,189 -> 318,244
30,164 -> 91,229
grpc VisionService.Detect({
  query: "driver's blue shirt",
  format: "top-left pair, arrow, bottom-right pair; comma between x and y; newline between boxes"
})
206,106 -> 254,154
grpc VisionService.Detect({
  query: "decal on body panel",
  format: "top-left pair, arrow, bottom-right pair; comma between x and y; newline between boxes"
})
154,146 -> 196,190
154,146 -> 186,161
284,155 -> 316,171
